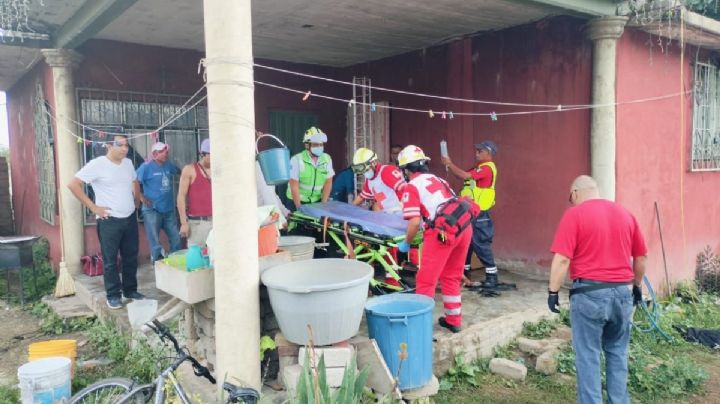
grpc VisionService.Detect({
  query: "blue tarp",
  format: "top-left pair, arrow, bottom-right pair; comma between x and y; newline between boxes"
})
298,201 -> 407,238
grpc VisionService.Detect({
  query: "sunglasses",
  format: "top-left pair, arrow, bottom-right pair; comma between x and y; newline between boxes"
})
112,141 -> 129,148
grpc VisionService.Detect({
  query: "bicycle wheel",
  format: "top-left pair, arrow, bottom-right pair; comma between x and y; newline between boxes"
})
70,377 -> 138,404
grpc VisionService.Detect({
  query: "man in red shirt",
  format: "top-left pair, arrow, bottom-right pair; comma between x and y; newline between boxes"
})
397,145 -> 476,333
442,141 -> 499,289
177,139 -> 212,247
548,175 -> 647,404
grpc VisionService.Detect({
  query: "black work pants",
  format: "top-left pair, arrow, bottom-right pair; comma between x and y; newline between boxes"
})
97,215 -> 139,299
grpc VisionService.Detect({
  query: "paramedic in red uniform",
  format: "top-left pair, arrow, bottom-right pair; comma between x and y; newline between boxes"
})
351,147 -> 407,286
547,175 -> 647,404
351,147 -> 406,213
396,145 -> 476,333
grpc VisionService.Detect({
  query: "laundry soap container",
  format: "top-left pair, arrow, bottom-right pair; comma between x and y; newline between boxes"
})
261,258 -> 372,345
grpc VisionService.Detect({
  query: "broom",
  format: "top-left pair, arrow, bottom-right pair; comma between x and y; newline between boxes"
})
54,188 -> 76,298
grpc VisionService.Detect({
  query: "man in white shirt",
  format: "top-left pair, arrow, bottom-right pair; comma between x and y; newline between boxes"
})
68,134 -> 144,310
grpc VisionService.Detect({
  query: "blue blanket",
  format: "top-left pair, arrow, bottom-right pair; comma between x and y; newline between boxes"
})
298,201 -> 407,238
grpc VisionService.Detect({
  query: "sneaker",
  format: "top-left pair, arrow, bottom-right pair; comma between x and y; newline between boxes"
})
123,291 -> 146,301
438,317 -> 461,333
106,297 -> 123,310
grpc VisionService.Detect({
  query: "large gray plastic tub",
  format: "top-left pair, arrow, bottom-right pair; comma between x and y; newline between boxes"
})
261,258 -> 373,345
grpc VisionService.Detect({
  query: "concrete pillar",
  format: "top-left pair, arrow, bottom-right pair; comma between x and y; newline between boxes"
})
586,17 -> 627,201
42,49 -> 84,274
202,0 -> 260,394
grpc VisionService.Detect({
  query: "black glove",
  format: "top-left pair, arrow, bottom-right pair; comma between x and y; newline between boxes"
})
633,285 -> 642,306
548,291 -> 560,313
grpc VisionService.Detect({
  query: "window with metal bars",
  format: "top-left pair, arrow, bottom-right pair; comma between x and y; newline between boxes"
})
692,62 -> 720,171
33,82 -> 56,225
76,88 -> 208,224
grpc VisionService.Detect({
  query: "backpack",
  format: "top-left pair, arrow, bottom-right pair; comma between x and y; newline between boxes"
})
428,196 -> 480,244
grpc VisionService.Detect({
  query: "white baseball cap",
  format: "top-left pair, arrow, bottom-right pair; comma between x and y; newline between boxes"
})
151,142 -> 169,152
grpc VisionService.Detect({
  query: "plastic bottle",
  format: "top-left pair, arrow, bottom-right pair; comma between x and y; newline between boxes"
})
440,140 -> 448,158
186,244 -> 205,271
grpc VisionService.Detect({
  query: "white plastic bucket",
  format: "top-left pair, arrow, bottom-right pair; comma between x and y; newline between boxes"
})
17,357 -> 71,404
127,299 -> 158,329
261,258 -> 373,345
278,236 -> 315,261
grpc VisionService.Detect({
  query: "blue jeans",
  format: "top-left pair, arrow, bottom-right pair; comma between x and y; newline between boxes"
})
142,208 -> 182,261
570,281 -> 634,404
468,210 -> 495,268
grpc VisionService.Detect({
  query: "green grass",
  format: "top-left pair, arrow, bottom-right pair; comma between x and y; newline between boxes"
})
0,384 -> 20,404
70,320 -> 173,392
0,238 -> 56,304
438,290 -> 720,404
29,302 -> 94,335
521,318 -> 558,339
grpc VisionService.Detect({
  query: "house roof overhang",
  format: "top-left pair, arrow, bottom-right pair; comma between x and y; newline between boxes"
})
629,8 -> 720,52
0,0 -> 622,91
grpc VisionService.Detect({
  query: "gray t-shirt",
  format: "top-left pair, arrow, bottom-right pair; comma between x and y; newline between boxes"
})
75,156 -> 137,218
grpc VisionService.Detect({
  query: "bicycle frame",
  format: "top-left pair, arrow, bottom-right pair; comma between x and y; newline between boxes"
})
114,347 -> 195,403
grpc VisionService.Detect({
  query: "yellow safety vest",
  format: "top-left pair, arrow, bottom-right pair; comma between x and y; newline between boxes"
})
460,161 -> 497,211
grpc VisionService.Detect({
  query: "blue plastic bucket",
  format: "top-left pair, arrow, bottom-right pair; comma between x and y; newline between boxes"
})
365,294 -> 435,391
256,134 -> 291,185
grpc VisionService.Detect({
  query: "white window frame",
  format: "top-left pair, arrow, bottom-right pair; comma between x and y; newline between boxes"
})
33,82 -> 57,225
691,62 -> 720,171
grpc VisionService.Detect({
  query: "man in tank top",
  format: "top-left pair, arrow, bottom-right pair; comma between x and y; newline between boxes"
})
177,139 -> 212,247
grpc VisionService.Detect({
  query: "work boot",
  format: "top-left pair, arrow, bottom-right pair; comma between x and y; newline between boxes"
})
438,317 -> 461,333
480,272 -> 498,289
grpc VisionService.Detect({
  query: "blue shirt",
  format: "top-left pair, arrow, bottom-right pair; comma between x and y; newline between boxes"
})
136,160 -> 179,213
330,167 -> 355,203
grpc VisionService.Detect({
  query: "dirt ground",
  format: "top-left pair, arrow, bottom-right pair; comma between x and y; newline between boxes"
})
0,303 -> 84,388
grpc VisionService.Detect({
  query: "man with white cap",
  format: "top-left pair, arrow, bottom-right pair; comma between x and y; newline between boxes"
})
177,138 -> 212,247
137,141 -> 181,261
286,126 -> 334,210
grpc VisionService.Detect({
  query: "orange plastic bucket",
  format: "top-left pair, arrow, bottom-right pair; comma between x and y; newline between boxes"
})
258,223 -> 279,256
28,340 -> 77,377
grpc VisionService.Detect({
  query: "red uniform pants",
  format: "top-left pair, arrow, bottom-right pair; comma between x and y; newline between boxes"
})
415,226 -> 472,327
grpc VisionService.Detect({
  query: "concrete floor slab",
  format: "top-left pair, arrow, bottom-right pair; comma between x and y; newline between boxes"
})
74,264 -> 173,331
41,294 -> 95,319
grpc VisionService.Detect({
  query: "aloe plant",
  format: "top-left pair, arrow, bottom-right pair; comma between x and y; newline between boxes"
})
295,351 -> 370,404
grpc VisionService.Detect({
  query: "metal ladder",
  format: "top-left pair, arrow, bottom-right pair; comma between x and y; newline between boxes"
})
350,77 -> 373,194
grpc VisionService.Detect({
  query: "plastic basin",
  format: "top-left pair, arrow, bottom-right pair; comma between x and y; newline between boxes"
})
365,294 -> 435,390
261,258 -> 372,345
278,236 -> 315,261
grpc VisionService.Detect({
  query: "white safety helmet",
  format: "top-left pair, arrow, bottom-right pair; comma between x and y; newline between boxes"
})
397,145 -> 430,168
351,148 -> 377,173
303,127 -> 328,143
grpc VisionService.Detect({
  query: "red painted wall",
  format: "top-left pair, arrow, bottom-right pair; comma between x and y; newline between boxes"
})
16,18 -> 714,285
616,30 -> 720,289
76,40 -> 348,162
8,40 -> 349,267
7,64 -> 62,266
345,17 -> 593,268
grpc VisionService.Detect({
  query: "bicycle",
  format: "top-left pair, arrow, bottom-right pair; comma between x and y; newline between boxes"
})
70,319 -> 260,403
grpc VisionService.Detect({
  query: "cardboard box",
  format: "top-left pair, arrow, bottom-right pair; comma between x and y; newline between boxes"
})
155,260 -> 214,304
